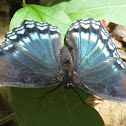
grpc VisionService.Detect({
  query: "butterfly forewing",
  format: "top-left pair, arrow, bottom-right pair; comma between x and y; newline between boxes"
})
0,19 -> 62,87
66,18 -> 126,102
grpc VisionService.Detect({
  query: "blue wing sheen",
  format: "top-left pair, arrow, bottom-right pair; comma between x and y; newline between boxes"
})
0,19 -> 62,87
77,58 -> 126,101
67,18 -> 119,73
1,18 -> 126,102
4,20 -> 61,70
66,18 -> 126,102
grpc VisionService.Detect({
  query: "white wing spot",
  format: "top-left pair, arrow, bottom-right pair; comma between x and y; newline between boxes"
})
12,50 -> 20,57
102,48 -> 109,57
90,33 -> 97,43
73,22 -> 79,29
40,33 -> 49,40
97,40 -> 103,49
112,64 -> 118,72
3,46 -> 9,50
92,23 -> 100,29
73,32 -> 79,38
37,25 -> 48,31
22,37 -> 31,45
3,38 -> 10,43
123,62 -> 126,66
81,23 -> 90,29
108,40 -> 115,50
80,19 -> 90,24
81,18 -> 89,21
51,33 -> 59,39
8,44 -> 13,48
29,32 -> 38,41
17,29 -> 25,34
9,34 -> 17,39
81,32 -> 89,40
50,25 -> 59,32
92,20 -> 100,25
117,59 -> 126,68
26,24 -> 35,29
117,59 -> 122,64
36,22 -> 43,26
69,26 -> 73,31
25,20 -> 34,24
92,18 -> 100,22
121,63 -> 126,68
7,32 -> 15,37
101,31 -> 108,40
113,50 -> 119,58
15,26 -> 24,31
3,43 -> 13,50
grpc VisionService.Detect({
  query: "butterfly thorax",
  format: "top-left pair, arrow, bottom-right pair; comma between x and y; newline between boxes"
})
60,46 -> 76,88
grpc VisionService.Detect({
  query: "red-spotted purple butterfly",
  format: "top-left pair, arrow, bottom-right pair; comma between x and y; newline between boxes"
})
1,18 -> 126,102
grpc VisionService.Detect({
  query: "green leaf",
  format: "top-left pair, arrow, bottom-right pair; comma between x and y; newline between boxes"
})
9,4 -> 72,41
51,0 -> 70,11
53,0 -> 126,25
11,85 -> 104,126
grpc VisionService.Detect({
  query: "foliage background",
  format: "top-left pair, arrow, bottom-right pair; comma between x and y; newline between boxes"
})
1,0 -> 126,126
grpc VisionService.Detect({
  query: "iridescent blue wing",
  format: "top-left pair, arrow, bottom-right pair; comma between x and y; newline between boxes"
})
0,19 -> 62,87
66,18 -> 126,102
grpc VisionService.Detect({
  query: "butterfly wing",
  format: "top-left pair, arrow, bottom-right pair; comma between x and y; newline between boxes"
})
0,19 -> 62,87
66,18 -> 126,102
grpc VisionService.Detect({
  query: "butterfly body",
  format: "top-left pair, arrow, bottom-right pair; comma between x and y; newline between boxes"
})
1,18 -> 126,102
59,46 -> 75,88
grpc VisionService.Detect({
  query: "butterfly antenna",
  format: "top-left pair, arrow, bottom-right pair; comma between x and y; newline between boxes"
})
38,82 -> 63,99
72,87 -> 86,105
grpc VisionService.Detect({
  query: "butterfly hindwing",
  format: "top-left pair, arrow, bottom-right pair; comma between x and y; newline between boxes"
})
77,57 -> 126,102
66,18 -> 126,102
0,19 -> 62,87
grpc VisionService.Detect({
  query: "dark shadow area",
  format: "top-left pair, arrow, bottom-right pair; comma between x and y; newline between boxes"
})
51,0 -> 70,6
7,0 -> 40,19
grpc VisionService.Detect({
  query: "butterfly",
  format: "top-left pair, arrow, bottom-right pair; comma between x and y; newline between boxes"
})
0,18 -> 126,102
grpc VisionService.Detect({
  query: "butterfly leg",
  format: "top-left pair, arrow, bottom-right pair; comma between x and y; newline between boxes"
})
38,82 -> 64,100
72,87 -> 87,105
